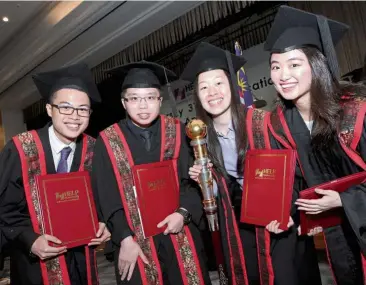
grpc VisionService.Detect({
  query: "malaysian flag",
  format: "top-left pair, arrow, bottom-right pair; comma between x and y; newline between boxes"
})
234,41 -> 254,108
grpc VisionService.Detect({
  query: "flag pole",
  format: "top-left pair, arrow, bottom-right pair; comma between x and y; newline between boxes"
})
234,41 -> 255,108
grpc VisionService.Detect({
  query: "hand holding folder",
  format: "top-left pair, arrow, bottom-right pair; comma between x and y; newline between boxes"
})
297,171 -> 366,234
240,149 -> 296,230
132,160 -> 179,238
36,171 -> 99,248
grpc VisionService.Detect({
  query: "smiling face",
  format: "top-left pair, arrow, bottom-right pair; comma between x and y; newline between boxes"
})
121,87 -> 162,128
270,49 -> 312,103
46,88 -> 91,144
197,69 -> 232,118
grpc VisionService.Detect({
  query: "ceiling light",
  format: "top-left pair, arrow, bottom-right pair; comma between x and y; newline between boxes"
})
2,17 -> 9,23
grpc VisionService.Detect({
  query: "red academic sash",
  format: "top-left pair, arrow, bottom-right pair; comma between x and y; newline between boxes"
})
269,101 -> 366,285
12,131 -> 98,285
212,170 -> 248,285
338,97 -> 366,285
245,108 -> 275,285
100,115 -> 205,285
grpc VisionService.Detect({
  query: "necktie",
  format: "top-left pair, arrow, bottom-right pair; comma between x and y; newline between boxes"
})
57,147 -> 72,173
140,130 -> 152,151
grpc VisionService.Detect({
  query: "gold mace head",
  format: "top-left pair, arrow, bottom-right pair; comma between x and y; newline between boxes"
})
186,119 -> 207,139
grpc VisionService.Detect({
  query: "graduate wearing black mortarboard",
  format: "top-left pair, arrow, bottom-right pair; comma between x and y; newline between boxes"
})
0,63 -> 111,285
264,5 -> 366,285
182,40 -> 324,285
91,61 -> 211,285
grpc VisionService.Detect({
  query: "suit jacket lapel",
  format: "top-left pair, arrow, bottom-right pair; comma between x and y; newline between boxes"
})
70,136 -> 82,172
37,123 -> 57,174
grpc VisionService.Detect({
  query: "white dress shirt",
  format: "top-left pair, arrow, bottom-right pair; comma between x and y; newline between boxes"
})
304,120 -> 314,134
211,121 -> 244,196
48,125 -> 76,172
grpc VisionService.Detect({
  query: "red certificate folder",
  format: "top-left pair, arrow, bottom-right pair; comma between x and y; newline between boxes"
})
299,171 -> 366,234
132,160 -> 179,239
36,171 -> 98,248
240,149 -> 296,230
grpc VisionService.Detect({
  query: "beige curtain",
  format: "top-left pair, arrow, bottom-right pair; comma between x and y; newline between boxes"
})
0,111 -> 5,150
93,1 -> 366,82
92,1 -> 253,83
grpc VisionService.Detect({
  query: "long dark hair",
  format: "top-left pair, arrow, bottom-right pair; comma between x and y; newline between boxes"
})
193,71 -> 247,179
274,46 -> 366,150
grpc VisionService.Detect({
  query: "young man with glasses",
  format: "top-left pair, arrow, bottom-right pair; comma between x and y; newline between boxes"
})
0,63 -> 111,285
91,61 -> 211,285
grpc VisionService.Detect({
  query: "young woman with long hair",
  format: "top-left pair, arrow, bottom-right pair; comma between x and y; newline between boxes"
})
181,42 -> 322,285
265,5 -> 366,285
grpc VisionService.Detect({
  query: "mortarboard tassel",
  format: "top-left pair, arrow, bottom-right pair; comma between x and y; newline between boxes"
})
317,15 -> 341,80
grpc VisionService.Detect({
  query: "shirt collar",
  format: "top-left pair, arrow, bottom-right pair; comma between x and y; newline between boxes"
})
48,125 -> 76,154
126,116 -> 160,136
216,121 -> 234,137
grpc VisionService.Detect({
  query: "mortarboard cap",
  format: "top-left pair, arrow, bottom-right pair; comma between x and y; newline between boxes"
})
107,60 -> 178,116
264,5 -> 349,79
106,60 -> 177,91
180,42 -> 246,83
32,63 -> 101,103
180,42 -> 246,103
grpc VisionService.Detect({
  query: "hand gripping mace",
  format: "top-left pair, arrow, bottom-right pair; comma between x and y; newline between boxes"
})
186,119 -> 228,285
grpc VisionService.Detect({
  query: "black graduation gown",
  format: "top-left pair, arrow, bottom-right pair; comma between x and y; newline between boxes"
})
0,124 -> 91,285
211,107 -> 322,285
91,117 -> 211,285
220,166 -> 321,285
216,173 -> 262,285
268,126 -> 322,285
279,105 -> 366,285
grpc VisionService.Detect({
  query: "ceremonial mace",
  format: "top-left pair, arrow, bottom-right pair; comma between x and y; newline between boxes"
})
186,119 -> 228,285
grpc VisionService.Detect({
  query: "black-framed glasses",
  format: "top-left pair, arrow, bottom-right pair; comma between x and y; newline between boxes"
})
51,104 -> 92,117
122,96 -> 161,104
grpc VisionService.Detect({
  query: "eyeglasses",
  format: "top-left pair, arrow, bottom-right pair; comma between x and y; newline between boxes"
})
51,104 -> 92,117
123,96 -> 161,105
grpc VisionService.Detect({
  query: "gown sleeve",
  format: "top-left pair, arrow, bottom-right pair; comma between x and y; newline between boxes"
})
0,140 -> 40,253
177,122 -> 205,226
91,136 -> 133,246
339,117 -> 366,255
